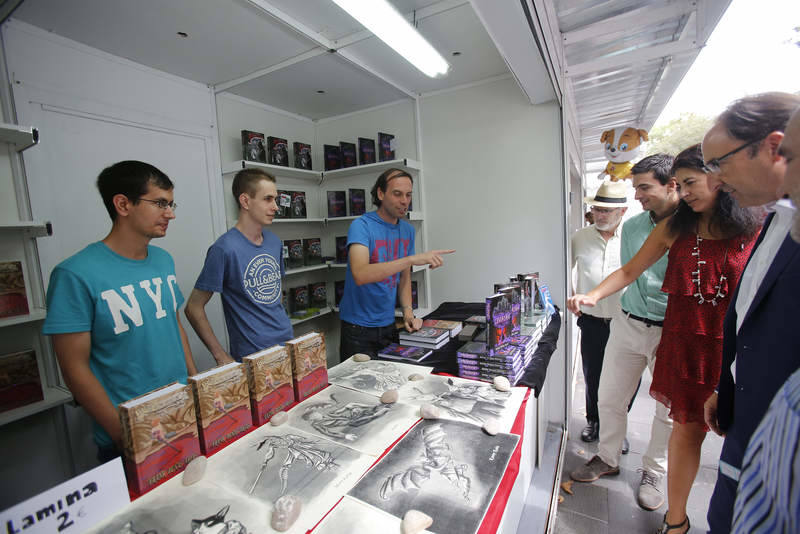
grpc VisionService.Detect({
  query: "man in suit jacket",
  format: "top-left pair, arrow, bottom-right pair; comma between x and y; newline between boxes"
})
701,92 -> 800,533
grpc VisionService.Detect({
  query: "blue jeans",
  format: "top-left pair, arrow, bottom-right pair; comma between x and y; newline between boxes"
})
339,319 -> 397,362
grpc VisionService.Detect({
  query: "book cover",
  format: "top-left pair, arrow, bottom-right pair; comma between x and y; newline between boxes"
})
498,285 -> 522,335
289,285 -> 309,317
358,137 -> 376,165
378,343 -> 432,363
276,190 -> 292,219
324,144 -> 342,171
0,261 -> 29,318
464,315 -> 487,325
0,350 -> 43,413
421,319 -> 463,337
335,236 -> 348,264
348,188 -> 366,216
309,281 -> 327,308
293,142 -> 312,170
118,382 -> 200,495
290,191 -> 307,219
327,190 -> 346,217
188,363 -> 252,455
340,142 -> 357,168
335,280 -> 345,306
516,274 -> 535,317
486,292 -> 513,350
378,132 -> 395,161
243,345 -> 295,426
303,237 -> 322,265
241,130 -> 266,163
285,332 -> 328,402
267,136 -> 289,166
284,239 -> 304,269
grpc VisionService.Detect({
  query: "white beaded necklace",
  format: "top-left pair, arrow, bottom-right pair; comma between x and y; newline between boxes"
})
690,234 -> 727,306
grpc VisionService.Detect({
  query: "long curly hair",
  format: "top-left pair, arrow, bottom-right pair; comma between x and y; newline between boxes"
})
666,144 -> 760,239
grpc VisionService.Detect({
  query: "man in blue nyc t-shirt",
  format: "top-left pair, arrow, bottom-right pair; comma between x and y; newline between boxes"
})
43,161 -> 198,461
339,168 -> 455,360
186,168 -> 293,362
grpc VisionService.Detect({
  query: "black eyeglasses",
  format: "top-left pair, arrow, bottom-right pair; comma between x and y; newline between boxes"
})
137,198 -> 178,211
702,137 -> 764,174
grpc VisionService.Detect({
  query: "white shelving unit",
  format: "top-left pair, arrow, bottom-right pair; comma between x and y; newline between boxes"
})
0,307 -> 47,327
320,158 -> 420,181
222,160 -> 320,181
284,264 -> 329,276
0,221 -> 52,237
0,386 -> 72,427
0,122 -> 39,152
290,307 -> 332,326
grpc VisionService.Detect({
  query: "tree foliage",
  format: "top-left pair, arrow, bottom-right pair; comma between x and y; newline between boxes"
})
645,112 -> 714,157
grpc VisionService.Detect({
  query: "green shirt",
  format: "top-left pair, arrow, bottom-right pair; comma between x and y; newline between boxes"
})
619,211 -> 669,321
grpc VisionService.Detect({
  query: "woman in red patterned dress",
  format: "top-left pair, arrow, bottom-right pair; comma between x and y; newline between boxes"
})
569,144 -> 760,533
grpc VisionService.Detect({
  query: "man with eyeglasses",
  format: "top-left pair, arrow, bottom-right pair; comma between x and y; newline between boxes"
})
43,160 -> 197,463
185,168 -> 293,363
701,92 -> 800,533
570,181 -> 631,445
570,154 -> 677,513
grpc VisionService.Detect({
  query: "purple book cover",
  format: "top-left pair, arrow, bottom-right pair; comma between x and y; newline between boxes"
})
358,137 -> 376,165
324,144 -> 342,171
486,293 -> 512,350
340,142 -> 357,168
335,236 -> 348,264
327,190 -> 346,218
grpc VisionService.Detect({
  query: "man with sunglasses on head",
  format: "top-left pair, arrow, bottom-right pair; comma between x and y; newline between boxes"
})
570,181 -> 632,445
701,92 -> 800,533
43,161 -> 197,463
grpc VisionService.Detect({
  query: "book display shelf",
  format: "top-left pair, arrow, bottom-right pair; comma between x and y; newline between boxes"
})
0,124 -> 72,427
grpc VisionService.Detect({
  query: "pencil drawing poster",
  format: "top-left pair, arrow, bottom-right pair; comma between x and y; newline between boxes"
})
287,384 -> 420,455
204,423 -> 374,530
348,419 -> 519,534
88,478 -> 269,534
398,374 -> 526,432
315,496 -> 435,534
328,357 -> 432,396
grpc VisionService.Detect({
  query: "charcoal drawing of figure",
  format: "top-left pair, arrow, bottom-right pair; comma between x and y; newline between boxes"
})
409,378 -> 508,424
115,505 -> 247,534
380,423 -> 471,502
249,434 -> 339,496
301,393 -> 392,441
336,361 -> 407,393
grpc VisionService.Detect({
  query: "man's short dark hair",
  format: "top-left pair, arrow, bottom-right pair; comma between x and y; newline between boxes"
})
717,92 -> 800,155
232,168 -> 276,209
631,153 -> 675,185
371,168 -> 413,208
96,161 -> 173,221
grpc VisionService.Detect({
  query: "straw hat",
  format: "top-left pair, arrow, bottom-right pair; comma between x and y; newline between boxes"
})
584,180 -> 629,208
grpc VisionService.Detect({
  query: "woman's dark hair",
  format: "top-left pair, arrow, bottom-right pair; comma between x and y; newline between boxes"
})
371,168 -> 413,207
96,160 -> 173,221
667,144 -> 760,238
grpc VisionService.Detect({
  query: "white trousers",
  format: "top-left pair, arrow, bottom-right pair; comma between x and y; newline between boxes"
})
597,311 -> 672,476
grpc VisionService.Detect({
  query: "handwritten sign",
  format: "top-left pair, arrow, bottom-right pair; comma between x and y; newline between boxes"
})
1,458 -> 129,533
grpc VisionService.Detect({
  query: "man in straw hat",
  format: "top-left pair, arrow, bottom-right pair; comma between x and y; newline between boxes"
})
571,180 -> 631,445
570,154 -> 679,513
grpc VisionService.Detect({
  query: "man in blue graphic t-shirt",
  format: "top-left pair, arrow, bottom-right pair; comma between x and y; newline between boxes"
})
43,161 -> 198,462
186,168 -> 293,363
339,168 -> 454,361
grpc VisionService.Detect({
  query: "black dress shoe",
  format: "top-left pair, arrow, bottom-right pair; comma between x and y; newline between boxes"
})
621,436 -> 630,454
580,421 -> 599,442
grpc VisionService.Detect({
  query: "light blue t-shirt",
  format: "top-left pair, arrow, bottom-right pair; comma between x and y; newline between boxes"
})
42,242 -> 188,447
340,211 -> 415,327
619,211 -> 669,321
194,227 -> 292,360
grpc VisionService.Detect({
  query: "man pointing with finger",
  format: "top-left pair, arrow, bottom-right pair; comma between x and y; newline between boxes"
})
338,168 -> 454,361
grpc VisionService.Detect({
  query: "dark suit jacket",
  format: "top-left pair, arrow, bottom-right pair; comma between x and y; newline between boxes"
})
718,212 -> 800,470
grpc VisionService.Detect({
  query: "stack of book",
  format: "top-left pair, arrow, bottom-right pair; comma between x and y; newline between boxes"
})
377,343 -> 433,363
420,319 -> 463,338
286,332 -> 328,402
505,334 -> 537,368
456,341 -> 526,384
398,327 -> 450,350
243,345 -> 295,426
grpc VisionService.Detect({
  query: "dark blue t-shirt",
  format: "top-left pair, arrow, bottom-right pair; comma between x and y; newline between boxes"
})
194,227 -> 293,360
339,211 -> 415,327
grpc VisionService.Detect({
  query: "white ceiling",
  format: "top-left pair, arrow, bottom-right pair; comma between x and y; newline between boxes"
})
12,0 -> 513,119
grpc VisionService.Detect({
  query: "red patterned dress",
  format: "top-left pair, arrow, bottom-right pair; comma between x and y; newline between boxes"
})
650,231 -> 757,427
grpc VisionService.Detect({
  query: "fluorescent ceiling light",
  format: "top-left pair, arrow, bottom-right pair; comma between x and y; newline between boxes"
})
331,0 -> 450,78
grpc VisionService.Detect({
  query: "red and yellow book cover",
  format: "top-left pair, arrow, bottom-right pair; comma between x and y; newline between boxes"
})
188,362 -> 252,455
0,261 -> 29,319
0,350 -> 43,413
243,345 -> 295,426
286,332 -> 328,402
118,382 -> 200,495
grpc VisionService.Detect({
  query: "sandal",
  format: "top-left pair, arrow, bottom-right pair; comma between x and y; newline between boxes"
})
656,513 -> 689,534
